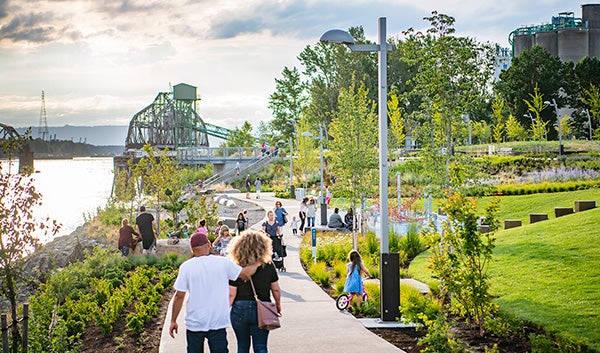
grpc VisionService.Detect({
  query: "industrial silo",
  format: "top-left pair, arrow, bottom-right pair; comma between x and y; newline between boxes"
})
535,31 -> 558,56
513,34 -> 535,57
583,4 -> 600,58
558,28 -> 589,62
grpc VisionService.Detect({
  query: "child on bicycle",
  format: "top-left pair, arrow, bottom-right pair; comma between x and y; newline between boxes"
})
343,250 -> 371,308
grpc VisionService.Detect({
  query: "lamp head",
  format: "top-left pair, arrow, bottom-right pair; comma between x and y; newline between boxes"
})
301,131 -> 314,138
319,29 -> 355,45
543,100 -> 551,105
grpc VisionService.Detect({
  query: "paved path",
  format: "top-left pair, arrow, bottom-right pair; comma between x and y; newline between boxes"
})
159,192 -> 405,353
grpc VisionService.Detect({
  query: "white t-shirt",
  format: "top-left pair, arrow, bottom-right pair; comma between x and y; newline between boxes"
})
173,255 -> 242,332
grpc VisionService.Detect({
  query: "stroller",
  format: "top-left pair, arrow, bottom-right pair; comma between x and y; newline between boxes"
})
271,235 -> 286,272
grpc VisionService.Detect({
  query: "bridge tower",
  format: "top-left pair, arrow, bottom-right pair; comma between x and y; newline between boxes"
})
38,91 -> 49,141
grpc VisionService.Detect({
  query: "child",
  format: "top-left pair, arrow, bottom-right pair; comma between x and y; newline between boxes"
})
343,250 -> 371,308
213,225 -> 232,256
215,220 -> 224,237
290,215 -> 299,236
196,219 -> 208,235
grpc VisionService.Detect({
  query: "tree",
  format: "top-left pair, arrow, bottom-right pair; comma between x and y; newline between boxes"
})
505,114 -> 527,141
134,144 -> 181,234
224,121 -> 255,149
294,116 -> 319,188
268,66 -> 308,140
424,192 -> 500,336
388,93 -> 405,153
524,84 -> 550,144
402,12 -> 494,186
580,84 -> 600,140
491,95 -> 505,143
495,46 -> 565,137
0,137 -> 59,353
328,79 -> 378,223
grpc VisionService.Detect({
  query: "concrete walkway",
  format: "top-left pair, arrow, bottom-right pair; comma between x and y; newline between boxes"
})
159,192 -> 405,353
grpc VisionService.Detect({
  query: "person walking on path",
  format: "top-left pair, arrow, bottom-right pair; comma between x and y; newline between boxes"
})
254,177 -> 262,199
235,212 -> 247,235
169,232 -> 261,353
298,197 -> 308,234
245,175 -> 251,199
228,230 -> 282,353
290,216 -> 299,236
118,218 -> 140,256
306,198 -> 316,229
136,206 -> 158,254
273,201 -> 288,228
343,250 -> 371,309
325,187 -> 332,206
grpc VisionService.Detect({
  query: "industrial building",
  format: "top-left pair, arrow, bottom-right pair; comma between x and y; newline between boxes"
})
510,4 -> 600,62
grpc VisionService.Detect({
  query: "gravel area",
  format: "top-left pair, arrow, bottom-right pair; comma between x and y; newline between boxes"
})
216,194 -> 266,228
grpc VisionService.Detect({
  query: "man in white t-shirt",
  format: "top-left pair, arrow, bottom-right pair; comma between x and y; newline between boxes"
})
169,232 -> 260,352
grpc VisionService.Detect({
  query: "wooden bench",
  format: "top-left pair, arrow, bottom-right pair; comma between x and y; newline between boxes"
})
554,207 -> 574,218
529,213 -> 548,224
504,219 -> 522,229
574,200 -> 596,212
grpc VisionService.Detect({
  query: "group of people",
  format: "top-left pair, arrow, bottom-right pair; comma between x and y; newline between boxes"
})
245,175 -> 262,199
118,205 -> 159,256
327,207 -> 355,231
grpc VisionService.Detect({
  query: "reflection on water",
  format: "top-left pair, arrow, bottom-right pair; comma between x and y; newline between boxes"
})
1,157 -> 113,242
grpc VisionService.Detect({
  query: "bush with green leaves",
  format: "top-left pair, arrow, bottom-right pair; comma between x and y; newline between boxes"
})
400,284 -> 441,325
307,261 -> 330,287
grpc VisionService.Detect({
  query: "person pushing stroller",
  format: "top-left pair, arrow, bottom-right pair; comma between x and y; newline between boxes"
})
262,210 -> 286,271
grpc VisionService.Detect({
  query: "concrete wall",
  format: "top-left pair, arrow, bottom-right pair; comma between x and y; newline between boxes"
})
536,31 -> 558,56
583,4 -> 600,28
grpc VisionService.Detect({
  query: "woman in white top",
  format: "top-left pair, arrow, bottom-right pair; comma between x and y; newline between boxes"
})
306,198 -> 317,229
298,197 -> 308,234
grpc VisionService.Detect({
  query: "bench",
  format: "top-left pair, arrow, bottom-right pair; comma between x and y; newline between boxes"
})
554,207 -> 574,218
574,200 -> 596,212
504,219 -> 522,229
498,147 -> 513,156
529,213 -> 548,224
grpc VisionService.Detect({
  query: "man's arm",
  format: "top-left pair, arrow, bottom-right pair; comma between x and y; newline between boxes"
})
238,262 -> 261,280
169,291 -> 186,338
152,220 -> 159,238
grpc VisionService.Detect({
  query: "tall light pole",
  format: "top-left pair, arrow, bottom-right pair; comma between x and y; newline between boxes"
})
544,98 -> 564,156
320,17 -> 399,322
279,138 -> 295,198
585,109 -> 593,140
302,124 -> 327,225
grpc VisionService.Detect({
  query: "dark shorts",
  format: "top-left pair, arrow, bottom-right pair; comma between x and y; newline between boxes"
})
120,246 -> 130,256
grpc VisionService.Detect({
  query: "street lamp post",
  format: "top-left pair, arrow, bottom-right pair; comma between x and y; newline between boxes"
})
279,138 -> 295,198
320,17 -> 400,322
302,125 -> 327,226
585,109 -> 593,140
544,98 -> 564,156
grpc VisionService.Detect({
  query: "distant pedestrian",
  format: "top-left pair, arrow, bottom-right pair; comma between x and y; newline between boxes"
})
236,212 -> 248,235
136,206 -> 158,254
306,198 -> 316,229
118,218 -> 140,256
325,187 -> 332,206
255,177 -> 262,199
245,175 -> 251,199
274,201 -> 288,227
290,215 -> 299,236
236,161 -> 241,175
196,219 -> 208,236
298,197 -> 308,234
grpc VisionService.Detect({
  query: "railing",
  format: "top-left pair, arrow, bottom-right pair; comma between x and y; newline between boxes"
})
203,154 -> 277,188
177,146 -> 261,162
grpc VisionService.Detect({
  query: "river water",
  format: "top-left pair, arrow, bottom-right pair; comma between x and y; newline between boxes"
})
1,157 -> 114,242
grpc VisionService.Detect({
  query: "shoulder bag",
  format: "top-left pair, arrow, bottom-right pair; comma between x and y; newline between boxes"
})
249,277 -> 281,330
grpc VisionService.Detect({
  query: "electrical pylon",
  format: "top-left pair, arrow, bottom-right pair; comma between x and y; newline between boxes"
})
38,90 -> 49,141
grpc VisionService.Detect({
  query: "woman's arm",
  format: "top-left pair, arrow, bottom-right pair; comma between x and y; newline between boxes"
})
229,286 -> 237,306
271,281 -> 282,313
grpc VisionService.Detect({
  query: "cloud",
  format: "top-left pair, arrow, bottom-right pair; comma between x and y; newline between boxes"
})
0,0 -> 7,19
0,12 -> 61,43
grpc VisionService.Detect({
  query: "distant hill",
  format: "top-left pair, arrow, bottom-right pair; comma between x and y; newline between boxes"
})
16,125 -> 128,146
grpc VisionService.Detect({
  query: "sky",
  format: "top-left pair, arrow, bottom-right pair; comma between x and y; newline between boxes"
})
0,0 -> 593,134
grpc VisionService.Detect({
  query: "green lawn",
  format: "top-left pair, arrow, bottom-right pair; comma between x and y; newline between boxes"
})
409,204 -> 600,350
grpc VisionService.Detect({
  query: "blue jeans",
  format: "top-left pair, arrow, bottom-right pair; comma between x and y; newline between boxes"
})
230,300 -> 269,353
307,216 -> 315,228
186,328 -> 228,353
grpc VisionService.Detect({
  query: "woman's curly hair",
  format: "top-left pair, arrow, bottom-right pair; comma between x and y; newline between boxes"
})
228,230 -> 272,266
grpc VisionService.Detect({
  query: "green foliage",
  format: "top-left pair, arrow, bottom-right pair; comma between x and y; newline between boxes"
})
268,66 -> 308,140
419,315 -> 466,353
307,262 -> 330,287
399,222 -> 426,261
96,199 -> 128,226
425,192 -> 499,336
400,284 -> 441,325
183,193 -> 219,231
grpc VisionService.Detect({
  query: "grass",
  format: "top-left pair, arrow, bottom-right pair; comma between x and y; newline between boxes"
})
409,205 -> 600,351
475,188 -> 600,225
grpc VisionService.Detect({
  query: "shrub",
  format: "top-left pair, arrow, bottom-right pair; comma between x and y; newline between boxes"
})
308,262 -> 330,287
400,222 -> 426,261
400,285 -> 441,325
